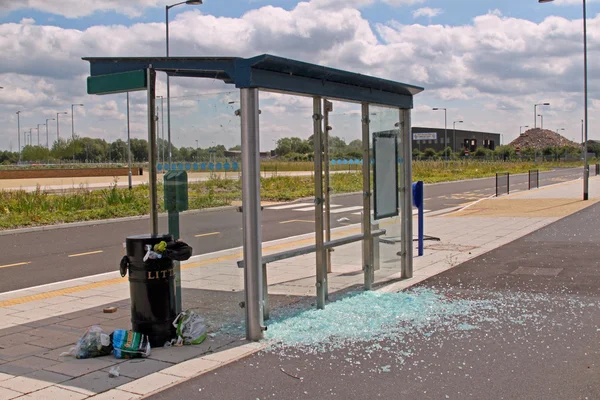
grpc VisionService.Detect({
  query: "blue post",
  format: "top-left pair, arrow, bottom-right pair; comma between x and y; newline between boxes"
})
412,181 -> 424,256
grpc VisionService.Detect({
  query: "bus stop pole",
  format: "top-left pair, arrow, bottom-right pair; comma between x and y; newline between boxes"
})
147,67 -> 158,236
400,108 -> 413,278
361,103 -> 373,290
313,97 -> 327,309
323,100 -> 333,279
240,88 -> 264,341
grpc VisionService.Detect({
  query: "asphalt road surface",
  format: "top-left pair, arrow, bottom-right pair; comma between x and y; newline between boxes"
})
0,167 -> 583,293
148,191 -> 600,400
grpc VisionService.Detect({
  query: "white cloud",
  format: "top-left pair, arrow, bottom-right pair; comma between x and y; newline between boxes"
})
412,7 -> 442,18
0,1 -> 599,149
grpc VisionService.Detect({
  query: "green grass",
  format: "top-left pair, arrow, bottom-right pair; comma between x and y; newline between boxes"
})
0,160 -> 590,230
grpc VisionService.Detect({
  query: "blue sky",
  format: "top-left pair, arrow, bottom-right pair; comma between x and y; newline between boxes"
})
0,0 -> 591,31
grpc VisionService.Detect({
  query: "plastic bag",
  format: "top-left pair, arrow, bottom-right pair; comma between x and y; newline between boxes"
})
162,241 -> 193,262
61,326 -> 113,359
173,310 -> 207,345
111,330 -> 151,359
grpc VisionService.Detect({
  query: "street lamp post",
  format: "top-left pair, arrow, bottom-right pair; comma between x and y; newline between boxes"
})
520,125 -> 529,135
556,128 -> 565,161
45,118 -> 54,151
537,114 -> 544,130
71,104 -> 84,161
56,112 -> 67,141
433,107 -> 448,159
166,1 -> 203,166
533,103 -> 550,129
37,124 -> 45,146
16,111 -> 21,164
71,104 -> 84,140
28,128 -> 33,147
539,0 -> 588,199
453,120 -> 463,153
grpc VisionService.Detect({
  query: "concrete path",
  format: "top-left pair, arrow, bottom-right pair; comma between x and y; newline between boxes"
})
151,200 -> 600,400
0,176 -> 596,399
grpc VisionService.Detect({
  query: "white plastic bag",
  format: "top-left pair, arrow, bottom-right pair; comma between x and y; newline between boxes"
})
60,326 -> 112,359
173,310 -> 207,345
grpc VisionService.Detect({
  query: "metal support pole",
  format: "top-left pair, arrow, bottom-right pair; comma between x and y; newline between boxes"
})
161,97 -> 165,166
361,103 -> 373,290
127,92 -> 133,190
147,68 -> 159,236
165,6 -> 173,165
323,99 -> 333,277
444,109 -> 447,161
16,111 -> 20,165
400,109 -> 413,279
313,97 -> 327,308
240,88 -> 264,341
583,0 -> 589,201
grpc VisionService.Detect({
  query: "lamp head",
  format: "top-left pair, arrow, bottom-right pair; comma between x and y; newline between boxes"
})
185,0 -> 202,4
538,0 -> 554,3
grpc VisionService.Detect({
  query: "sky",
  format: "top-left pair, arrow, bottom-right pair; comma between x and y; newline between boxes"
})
0,0 -> 598,152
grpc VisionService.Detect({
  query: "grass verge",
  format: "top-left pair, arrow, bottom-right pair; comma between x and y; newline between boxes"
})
0,161 -> 587,230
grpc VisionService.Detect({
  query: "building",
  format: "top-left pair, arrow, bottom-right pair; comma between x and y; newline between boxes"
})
412,127 -> 501,153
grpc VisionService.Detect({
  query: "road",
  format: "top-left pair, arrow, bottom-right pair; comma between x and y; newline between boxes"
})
0,167 -> 583,293
148,196 -> 600,400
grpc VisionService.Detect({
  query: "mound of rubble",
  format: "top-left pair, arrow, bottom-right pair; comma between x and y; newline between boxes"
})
509,128 -> 580,150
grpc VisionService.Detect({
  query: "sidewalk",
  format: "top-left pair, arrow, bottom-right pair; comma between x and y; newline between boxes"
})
0,177 -> 597,399
0,170 -> 326,192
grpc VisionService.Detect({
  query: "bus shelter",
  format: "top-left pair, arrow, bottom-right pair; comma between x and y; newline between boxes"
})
83,54 -> 423,341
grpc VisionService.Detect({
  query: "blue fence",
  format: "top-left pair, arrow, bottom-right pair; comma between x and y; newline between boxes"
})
329,158 -> 404,165
157,162 -> 239,172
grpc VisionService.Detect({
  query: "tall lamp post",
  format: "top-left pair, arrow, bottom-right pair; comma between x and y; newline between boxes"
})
534,103 -> 550,129
540,0 -> 589,200
36,124 -> 45,146
520,125 -> 529,135
71,104 -> 84,161
71,104 -> 84,140
166,1 -> 203,165
16,111 -> 21,164
433,107 -> 448,159
56,111 -> 67,140
45,118 -> 54,151
537,114 -> 544,130
453,120 -> 463,153
556,128 -> 565,161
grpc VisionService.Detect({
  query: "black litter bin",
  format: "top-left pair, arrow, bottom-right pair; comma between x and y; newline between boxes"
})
121,234 -> 176,347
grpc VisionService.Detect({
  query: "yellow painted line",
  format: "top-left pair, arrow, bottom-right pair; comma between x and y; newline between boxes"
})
195,232 -> 220,238
0,226 -> 365,309
279,220 -> 314,224
0,277 -> 126,307
68,250 -> 103,258
0,262 -> 31,269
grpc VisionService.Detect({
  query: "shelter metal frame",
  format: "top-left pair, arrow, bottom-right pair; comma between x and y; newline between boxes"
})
83,54 -> 423,341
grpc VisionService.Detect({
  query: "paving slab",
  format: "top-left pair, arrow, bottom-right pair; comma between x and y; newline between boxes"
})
58,371 -> 133,396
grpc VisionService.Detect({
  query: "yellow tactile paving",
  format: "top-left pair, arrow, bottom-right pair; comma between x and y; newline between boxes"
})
448,198 -> 599,218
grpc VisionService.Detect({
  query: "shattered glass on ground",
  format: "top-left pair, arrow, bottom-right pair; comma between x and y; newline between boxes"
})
258,287 -> 600,371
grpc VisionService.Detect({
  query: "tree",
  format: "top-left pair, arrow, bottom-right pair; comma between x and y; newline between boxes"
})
423,148 -> 437,158
130,139 -> 149,162
228,145 -> 241,151
21,145 -> 50,162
